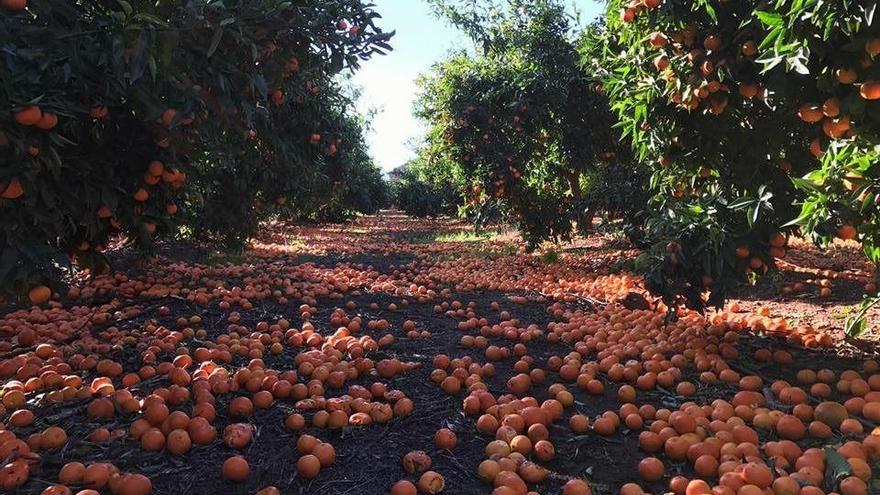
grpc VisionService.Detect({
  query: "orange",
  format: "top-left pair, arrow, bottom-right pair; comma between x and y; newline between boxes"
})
838,225 -> 857,240
390,480 -> 417,495
814,401 -> 848,428
687,480 -> 712,495
637,457 -> 664,481
798,104 -> 823,123
28,285 -> 52,305
861,81 -> 880,100
116,473 -> 152,495
14,105 -> 41,125
35,112 -> 58,129
296,454 -> 321,479
837,67 -> 858,84
839,476 -> 866,495
1,177 -> 23,199
1,0 -> 27,10
563,479 -> 592,495
434,428 -> 457,449
418,471 -> 445,495
221,456 -> 249,482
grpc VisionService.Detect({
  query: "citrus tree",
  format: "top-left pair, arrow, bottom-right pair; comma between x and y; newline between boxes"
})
587,0 -> 880,310
0,0 -> 391,302
391,158 -> 462,219
415,0 -> 646,248
757,2 -> 880,258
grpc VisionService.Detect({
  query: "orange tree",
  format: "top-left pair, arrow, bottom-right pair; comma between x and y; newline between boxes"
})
0,0 -> 391,301
585,0 -> 879,310
415,0 -> 645,248
757,2 -> 880,259
391,158 -> 462,219
187,78 -> 389,246
301,103 -> 390,223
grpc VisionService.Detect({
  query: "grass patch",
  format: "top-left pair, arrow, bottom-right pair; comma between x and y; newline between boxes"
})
435,230 -> 500,243
426,243 -> 517,263
204,251 -> 251,266
539,249 -> 560,264
394,230 -> 500,245
395,232 -> 438,244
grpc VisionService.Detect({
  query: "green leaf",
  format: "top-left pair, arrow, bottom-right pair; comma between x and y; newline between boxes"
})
824,447 -> 852,483
844,297 -> 880,338
865,245 -> 880,264
117,0 -> 132,16
129,13 -> 168,26
748,205 -> 759,226
207,28 -> 224,58
756,11 -> 785,27
704,4 -> 717,22
782,207 -> 815,227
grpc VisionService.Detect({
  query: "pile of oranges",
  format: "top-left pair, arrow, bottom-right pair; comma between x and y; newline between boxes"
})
0,215 -> 877,495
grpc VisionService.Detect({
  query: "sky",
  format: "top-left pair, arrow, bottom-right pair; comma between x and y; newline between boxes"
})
352,0 -> 604,174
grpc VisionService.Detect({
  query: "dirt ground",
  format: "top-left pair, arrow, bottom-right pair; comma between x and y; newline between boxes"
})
0,212 -> 878,495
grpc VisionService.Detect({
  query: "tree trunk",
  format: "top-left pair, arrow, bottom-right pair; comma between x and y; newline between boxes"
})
564,169 -> 593,233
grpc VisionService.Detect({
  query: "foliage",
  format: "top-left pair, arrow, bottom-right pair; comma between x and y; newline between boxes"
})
414,0 -> 647,248
0,0 -> 391,300
589,0 -> 880,310
390,159 -> 461,218
843,295 -> 880,339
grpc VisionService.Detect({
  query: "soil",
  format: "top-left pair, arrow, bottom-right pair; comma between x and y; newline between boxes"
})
2,212 -> 878,495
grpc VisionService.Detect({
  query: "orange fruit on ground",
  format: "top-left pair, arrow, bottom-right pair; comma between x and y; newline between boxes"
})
58,463 -> 85,484
637,457 -> 664,481
563,479 -> 592,495
776,415 -> 805,440
296,434 -> 318,454
478,460 -> 500,482
402,451 -> 432,474
116,473 -> 152,495
417,471 -> 445,495
814,401 -> 848,428
40,484 -> 70,495
82,463 -> 113,489
222,456 -> 249,482
434,428 -> 457,449
9,409 -> 35,427
390,480 -> 417,495
772,476 -> 800,495
140,428 -> 165,452
40,426 -> 68,450
313,442 -> 335,467
742,462 -> 773,488
839,476 -> 867,495
686,479 -> 712,495
166,429 -> 191,455
296,454 -> 321,479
